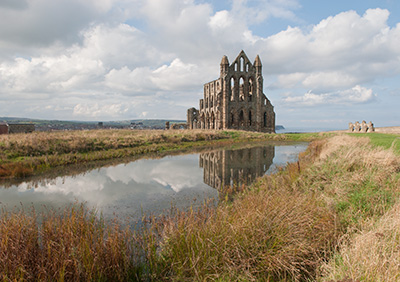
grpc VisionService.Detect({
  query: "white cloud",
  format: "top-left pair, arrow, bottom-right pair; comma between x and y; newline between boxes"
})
231,0 -> 300,25
302,72 -> 359,91
260,8 -> 400,99
209,10 -> 232,30
73,103 -> 129,118
151,59 -> 204,91
283,85 -> 376,106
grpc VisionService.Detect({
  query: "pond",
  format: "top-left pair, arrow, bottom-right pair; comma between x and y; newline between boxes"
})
0,142 -> 307,221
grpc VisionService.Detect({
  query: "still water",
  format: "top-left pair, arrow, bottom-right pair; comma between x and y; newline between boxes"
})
0,142 -> 307,221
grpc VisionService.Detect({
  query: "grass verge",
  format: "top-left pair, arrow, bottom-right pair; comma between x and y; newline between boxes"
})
348,132 -> 400,154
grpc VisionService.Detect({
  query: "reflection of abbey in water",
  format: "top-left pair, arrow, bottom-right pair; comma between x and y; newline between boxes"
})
199,146 -> 275,189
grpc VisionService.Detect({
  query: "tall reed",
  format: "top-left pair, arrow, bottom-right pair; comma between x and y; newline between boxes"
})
0,204 -> 138,281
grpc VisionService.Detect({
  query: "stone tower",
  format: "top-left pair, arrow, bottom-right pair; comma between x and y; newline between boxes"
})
187,50 -> 275,133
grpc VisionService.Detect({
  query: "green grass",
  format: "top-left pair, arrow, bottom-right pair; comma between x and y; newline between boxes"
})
349,133 -> 400,154
284,132 -> 335,142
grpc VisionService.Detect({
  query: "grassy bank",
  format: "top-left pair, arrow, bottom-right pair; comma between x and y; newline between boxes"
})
0,129 -> 326,179
2,133 -> 399,281
350,132 -> 400,154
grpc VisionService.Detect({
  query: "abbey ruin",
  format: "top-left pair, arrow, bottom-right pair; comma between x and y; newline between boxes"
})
187,51 -> 275,133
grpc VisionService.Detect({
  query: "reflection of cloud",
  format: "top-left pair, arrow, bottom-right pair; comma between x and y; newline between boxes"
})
0,144 -> 308,220
105,155 -> 206,192
0,154 -> 216,220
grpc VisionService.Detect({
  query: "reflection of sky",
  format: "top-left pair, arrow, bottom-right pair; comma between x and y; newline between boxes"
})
266,143 -> 308,173
0,154 -> 217,220
0,143 -> 307,221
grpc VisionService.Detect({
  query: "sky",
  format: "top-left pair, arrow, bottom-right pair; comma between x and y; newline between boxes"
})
0,0 -> 399,129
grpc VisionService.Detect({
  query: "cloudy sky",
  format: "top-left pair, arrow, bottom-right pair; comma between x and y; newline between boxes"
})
0,0 -> 399,129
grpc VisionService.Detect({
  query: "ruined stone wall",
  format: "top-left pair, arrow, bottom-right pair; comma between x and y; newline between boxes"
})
0,124 -> 8,135
169,123 -> 188,130
188,51 -> 275,133
348,121 -> 375,133
187,107 -> 199,129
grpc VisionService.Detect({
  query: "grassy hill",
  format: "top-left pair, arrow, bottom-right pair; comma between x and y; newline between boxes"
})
0,117 -> 185,130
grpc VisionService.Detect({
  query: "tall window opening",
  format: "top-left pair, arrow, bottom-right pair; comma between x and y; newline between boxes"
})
230,77 -> 235,101
248,78 -> 253,102
239,77 -> 245,101
240,57 -> 244,72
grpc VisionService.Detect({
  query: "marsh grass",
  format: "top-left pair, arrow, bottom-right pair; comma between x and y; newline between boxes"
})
2,133 -> 397,281
0,204 -> 138,281
155,185 -> 336,281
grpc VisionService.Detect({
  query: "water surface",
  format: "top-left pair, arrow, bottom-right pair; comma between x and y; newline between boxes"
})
0,142 -> 307,221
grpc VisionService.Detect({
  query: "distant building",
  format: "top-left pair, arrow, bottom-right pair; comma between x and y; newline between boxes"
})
187,50 -> 275,133
0,123 -> 35,134
0,123 -> 8,135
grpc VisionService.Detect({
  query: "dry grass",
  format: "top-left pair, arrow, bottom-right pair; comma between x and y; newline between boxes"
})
0,129 -> 271,179
296,135 -> 400,281
156,186 -> 336,281
0,204 -> 138,281
296,134 -> 400,229
320,202 -> 400,282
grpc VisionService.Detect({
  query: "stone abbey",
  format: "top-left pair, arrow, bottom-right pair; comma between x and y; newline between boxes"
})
187,50 -> 275,133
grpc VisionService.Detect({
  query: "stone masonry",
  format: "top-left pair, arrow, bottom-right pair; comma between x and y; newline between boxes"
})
187,51 -> 275,133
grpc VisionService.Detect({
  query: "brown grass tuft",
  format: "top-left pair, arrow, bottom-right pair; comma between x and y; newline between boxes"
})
320,201 -> 400,282
0,204 -> 137,281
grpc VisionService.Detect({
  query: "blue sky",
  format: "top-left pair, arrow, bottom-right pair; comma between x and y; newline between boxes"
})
0,0 -> 399,129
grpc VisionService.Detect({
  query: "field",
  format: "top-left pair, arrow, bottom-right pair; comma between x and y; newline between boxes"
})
0,129 -> 327,179
1,130 -> 400,281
